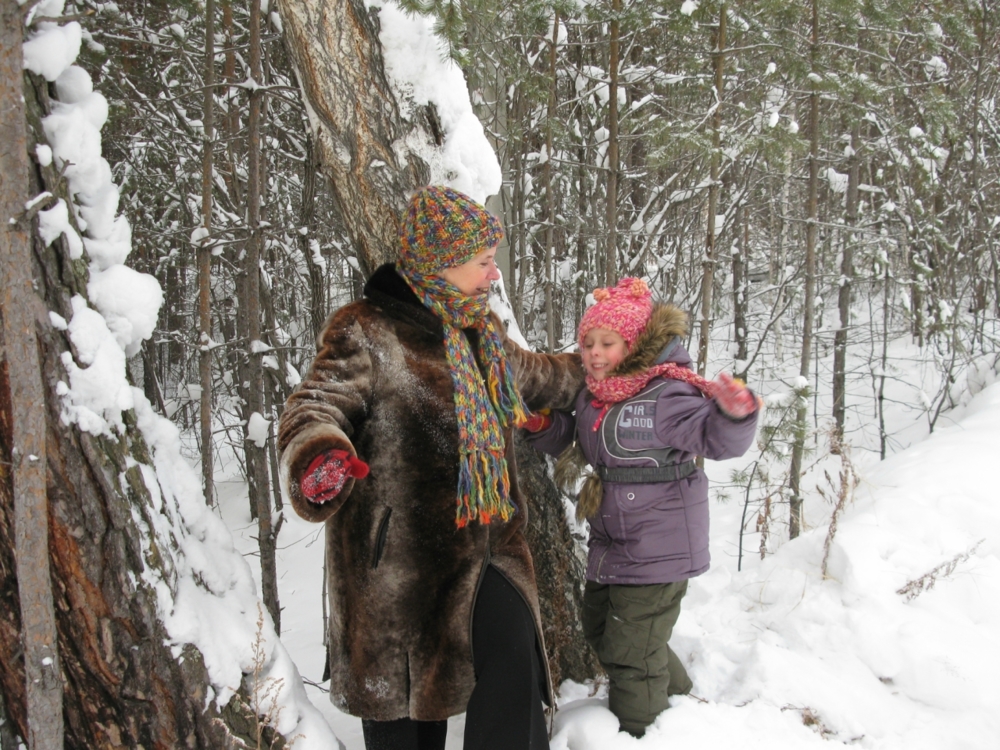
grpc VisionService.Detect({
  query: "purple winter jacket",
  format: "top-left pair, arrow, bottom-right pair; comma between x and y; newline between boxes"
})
529,337 -> 758,585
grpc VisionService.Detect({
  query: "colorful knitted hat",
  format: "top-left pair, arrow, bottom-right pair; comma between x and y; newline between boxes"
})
398,186 -> 503,275
578,277 -> 654,350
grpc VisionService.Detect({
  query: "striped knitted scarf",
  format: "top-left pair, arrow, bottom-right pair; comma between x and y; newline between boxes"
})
586,363 -> 714,431
398,267 -> 528,527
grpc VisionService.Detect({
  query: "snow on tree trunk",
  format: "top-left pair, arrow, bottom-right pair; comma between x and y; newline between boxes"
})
244,0 -> 281,637
833,106 -> 860,446
0,68 -> 229,749
198,0 -> 217,507
1,12 -> 337,748
789,0 -> 820,540
279,0 -> 429,271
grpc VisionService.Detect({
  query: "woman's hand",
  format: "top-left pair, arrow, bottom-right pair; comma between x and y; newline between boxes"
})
711,373 -> 758,419
521,409 -> 552,433
300,449 -> 370,504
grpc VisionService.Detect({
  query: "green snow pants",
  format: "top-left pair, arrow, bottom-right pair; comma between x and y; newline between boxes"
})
581,579 -> 693,737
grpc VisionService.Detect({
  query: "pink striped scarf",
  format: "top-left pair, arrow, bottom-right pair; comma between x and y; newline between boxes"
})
586,364 -> 714,431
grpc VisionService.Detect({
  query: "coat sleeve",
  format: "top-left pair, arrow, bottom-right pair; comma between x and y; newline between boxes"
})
654,381 -> 759,461
524,409 -> 576,457
278,306 -> 374,523
498,318 -> 585,412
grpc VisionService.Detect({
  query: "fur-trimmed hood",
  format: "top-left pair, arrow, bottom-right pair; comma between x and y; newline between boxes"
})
608,303 -> 690,379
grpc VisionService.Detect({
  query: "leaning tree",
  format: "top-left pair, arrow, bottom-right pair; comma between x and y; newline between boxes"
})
278,0 -> 598,688
1,2 -> 318,748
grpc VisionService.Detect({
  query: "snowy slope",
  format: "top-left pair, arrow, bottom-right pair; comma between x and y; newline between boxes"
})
551,380 -> 1000,750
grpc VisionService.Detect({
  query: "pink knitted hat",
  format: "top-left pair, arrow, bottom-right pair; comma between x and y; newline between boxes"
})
578,277 -> 654,350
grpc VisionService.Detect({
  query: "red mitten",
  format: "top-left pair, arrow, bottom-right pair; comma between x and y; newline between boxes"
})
300,449 -> 370,504
521,409 -> 552,433
711,372 -> 757,419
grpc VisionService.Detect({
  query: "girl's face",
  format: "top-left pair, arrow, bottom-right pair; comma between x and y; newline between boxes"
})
582,327 -> 628,380
440,246 -> 502,297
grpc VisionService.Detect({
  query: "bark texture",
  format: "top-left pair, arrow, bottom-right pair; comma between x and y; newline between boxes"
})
0,69 -> 279,750
0,3 -> 62,745
514,433 -> 602,687
280,0 -> 430,275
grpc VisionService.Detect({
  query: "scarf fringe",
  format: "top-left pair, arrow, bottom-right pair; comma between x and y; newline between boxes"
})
455,449 -> 515,528
399,265 -> 528,527
490,357 -> 528,428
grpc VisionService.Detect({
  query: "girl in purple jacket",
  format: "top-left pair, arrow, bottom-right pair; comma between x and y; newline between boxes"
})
526,277 -> 759,737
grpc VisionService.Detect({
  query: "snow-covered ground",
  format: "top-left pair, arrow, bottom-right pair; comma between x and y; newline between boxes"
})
219,375 -> 1000,749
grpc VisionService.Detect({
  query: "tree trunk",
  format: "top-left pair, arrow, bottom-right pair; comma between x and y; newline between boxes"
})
1,63 -> 270,749
604,0 -> 621,286
543,11 -> 560,353
279,0 -> 430,270
298,136 -> 328,342
245,0 -> 281,636
0,5 -> 62,745
732,204 -> 748,364
198,0 -> 216,505
512,89 -> 528,324
789,0 -> 819,540
279,0 -> 598,690
514,434 -> 601,686
698,2 -> 726,377
833,107 -> 860,446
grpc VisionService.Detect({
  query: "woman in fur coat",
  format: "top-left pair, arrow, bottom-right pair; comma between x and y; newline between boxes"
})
277,186 -> 583,750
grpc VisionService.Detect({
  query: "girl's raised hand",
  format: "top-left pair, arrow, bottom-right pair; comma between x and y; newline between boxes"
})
711,372 -> 758,419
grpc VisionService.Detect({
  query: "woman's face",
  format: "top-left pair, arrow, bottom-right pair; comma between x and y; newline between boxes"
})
581,327 -> 628,380
440,246 -> 502,296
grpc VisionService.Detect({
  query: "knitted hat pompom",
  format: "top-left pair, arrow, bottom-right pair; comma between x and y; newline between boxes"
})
578,277 -> 654,350
398,186 -> 503,275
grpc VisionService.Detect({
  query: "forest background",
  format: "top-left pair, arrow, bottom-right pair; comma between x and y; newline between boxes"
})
1,0 -> 998,747
95,0 -> 998,617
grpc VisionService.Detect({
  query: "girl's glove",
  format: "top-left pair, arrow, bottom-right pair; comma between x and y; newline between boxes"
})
300,449 -> 370,504
521,409 -> 552,433
711,373 -> 758,419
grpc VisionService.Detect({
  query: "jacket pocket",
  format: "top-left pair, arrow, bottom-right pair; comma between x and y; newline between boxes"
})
614,485 -> 689,564
372,507 -> 392,569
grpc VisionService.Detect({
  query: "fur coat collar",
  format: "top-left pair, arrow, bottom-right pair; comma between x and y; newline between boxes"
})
606,303 -> 689,379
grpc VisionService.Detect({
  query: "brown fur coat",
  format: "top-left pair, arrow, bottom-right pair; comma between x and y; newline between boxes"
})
277,264 -> 583,722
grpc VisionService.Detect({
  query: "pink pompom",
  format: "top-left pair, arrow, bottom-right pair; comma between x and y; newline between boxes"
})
627,278 -> 650,297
